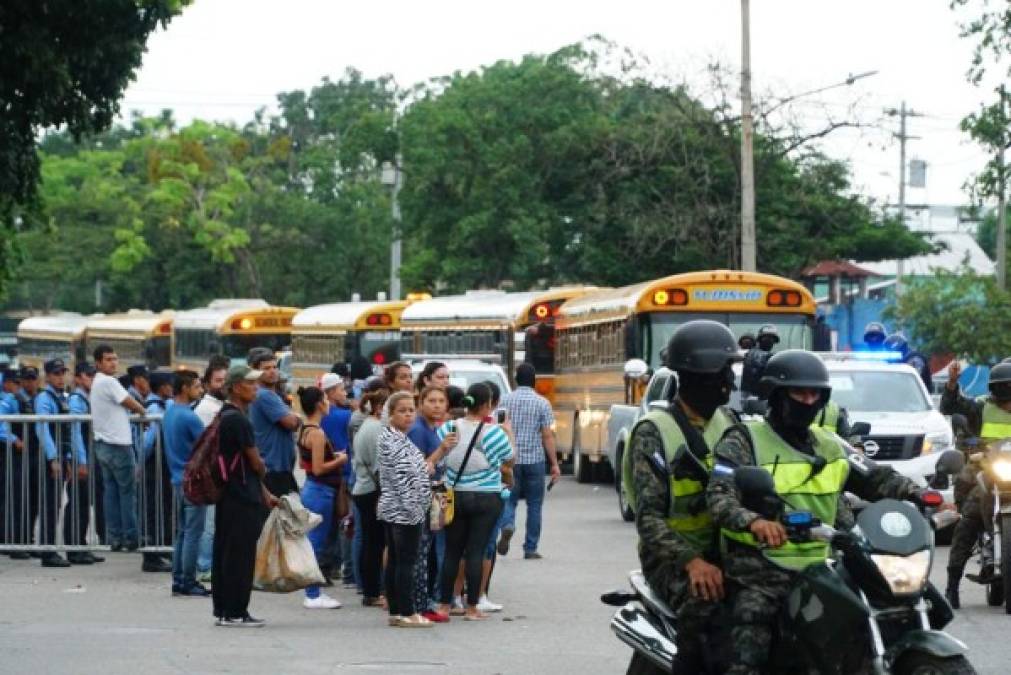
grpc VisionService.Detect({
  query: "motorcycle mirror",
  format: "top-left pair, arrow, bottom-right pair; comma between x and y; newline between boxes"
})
600,590 -> 637,606
741,397 -> 767,416
734,466 -> 776,498
849,421 -> 871,437
950,413 -> 969,435
934,449 -> 965,476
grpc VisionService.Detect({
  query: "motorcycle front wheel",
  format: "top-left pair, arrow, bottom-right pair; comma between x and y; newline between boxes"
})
893,653 -> 977,675
626,652 -> 668,675
1002,514 -> 1011,615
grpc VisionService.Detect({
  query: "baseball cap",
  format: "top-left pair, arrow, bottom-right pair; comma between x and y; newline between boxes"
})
226,364 -> 263,387
319,373 -> 343,390
74,361 -> 97,377
247,347 -> 275,368
18,366 -> 39,380
44,359 -> 68,374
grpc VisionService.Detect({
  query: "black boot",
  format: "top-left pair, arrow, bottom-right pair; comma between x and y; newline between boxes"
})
945,569 -> 961,610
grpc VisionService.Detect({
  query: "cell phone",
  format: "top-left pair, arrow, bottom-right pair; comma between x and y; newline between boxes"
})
547,479 -> 556,492
495,408 -> 507,424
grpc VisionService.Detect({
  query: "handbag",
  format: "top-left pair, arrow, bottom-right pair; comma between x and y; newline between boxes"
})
430,421 -> 484,531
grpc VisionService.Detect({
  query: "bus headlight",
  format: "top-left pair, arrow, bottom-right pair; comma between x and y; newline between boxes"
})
871,550 -> 929,595
992,458 -> 1011,483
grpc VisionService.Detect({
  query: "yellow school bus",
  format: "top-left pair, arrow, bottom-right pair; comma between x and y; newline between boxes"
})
84,311 -> 174,374
554,270 -> 816,480
173,299 -> 299,372
290,300 -> 411,387
16,313 -> 91,373
399,287 -> 596,401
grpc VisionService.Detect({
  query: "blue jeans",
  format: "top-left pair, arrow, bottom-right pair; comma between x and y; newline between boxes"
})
94,440 -> 138,545
197,506 -> 214,574
172,488 -> 206,589
502,462 -> 545,553
429,529 -> 446,605
301,479 -> 335,599
352,502 -> 364,591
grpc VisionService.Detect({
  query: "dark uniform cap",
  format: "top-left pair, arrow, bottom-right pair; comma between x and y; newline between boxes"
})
44,358 -> 68,374
760,349 -> 831,393
665,320 -> 743,373
247,347 -> 275,368
757,324 -> 780,342
883,333 -> 909,353
126,365 -> 149,381
148,370 -> 174,390
19,366 -> 39,380
75,361 -> 97,377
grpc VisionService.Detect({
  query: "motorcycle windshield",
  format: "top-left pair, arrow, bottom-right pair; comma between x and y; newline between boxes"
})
856,499 -> 930,557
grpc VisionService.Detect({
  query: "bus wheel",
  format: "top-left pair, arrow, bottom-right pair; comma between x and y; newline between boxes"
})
573,421 -> 592,484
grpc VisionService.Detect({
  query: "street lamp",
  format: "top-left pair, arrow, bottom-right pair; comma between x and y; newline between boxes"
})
380,157 -> 402,301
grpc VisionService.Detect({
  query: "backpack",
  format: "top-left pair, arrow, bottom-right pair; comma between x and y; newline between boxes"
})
182,411 -> 243,505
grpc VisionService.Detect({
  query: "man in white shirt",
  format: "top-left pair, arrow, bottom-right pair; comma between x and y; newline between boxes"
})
90,344 -> 147,551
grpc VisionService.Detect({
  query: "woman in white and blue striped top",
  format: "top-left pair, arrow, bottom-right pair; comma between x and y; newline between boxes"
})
434,383 -> 514,620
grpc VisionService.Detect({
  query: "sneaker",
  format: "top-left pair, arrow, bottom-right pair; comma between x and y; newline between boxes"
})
496,527 -> 514,556
477,595 -> 503,613
524,551 -> 543,560
41,554 -> 71,568
220,614 -> 265,628
303,595 -> 342,609
177,583 -> 211,598
196,570 -> 212,584
449,596 -> 466,616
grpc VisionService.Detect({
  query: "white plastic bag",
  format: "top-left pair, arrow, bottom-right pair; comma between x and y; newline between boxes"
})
253,493 -> 325,593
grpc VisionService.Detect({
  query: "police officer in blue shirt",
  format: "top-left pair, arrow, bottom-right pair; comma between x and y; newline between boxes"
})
66,361 -> 104,564
8,366 -> 40,557
140,370 -> 175,573
33,359 -> 72,567
0,367 -> 28,557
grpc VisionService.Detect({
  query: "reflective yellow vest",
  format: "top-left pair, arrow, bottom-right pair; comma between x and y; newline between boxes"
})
722,421 -> 850,571
624,406 -> 736,552
815,401 -> 840,434
981,401 -> 1011,442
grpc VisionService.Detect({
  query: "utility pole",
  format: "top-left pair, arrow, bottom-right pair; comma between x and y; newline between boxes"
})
888,102 -> 921,295
997,85 -> 1008,290
740,0 -> 756,272
382,154 -> 403,301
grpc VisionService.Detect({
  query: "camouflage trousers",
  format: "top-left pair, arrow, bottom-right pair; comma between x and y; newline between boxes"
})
643,565 -> 721,671
723,550 -> 795,675
949,488 -> 993,574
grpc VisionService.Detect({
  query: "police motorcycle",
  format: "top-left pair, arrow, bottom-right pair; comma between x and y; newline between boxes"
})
603,449 -> 972,675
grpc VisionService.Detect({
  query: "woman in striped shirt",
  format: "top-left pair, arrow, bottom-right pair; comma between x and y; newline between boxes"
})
433,383 -> 514,620
377,391 -> 434,628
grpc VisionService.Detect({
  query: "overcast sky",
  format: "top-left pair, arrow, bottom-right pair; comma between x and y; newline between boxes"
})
122,0 -> 1000,208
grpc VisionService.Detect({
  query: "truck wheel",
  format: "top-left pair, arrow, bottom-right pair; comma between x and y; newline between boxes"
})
625,652 -> 668,675
572,418 -> 593,483
986,580 -> 1003,607
894,653 -> 977,675
616,447 -> 635,522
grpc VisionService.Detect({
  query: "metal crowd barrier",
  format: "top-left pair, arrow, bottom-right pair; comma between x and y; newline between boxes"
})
0,414 -> 174,554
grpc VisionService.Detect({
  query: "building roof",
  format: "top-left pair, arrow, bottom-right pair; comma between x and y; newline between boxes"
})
801,260 -> 875,278
855,232 -> 995,277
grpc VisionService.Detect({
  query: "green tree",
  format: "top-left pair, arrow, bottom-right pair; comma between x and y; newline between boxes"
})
1,0 -> 191,299
885,267 -> 1011,363
975,208 -> 1011,259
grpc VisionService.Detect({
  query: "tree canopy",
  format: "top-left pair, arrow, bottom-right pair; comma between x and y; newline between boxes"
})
5,40 -> 932,313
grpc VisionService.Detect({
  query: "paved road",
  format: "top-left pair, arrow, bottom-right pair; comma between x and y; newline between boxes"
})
0,478 -> 1007,674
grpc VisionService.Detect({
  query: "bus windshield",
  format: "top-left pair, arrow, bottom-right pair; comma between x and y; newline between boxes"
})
220,333 -> 291,361
645,312 -> 812,368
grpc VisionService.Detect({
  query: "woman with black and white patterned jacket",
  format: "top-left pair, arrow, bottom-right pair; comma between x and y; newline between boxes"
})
377,391 -> 434,628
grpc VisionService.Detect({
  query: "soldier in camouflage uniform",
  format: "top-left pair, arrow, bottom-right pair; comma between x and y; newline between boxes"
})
940,361 -> 1011,608
707,350 -> 924,675
624,321 -> 742,674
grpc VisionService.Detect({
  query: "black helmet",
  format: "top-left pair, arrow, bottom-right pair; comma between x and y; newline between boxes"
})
990,363 -> 1011,386
665,320 -> 742,373
883,333 -> 909,355
864,322 -> 886,345
760,350 -> 831,396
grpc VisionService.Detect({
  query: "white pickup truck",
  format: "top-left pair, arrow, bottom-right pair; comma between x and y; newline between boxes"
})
605,361 -> 678,522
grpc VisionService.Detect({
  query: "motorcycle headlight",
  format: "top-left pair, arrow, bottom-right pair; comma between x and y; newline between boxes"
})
871,550 -> 930,596
992,458 -> 1011,483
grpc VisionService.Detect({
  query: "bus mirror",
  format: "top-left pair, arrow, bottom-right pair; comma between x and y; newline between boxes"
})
624,359 -> 650,381
624,320 -> 639,360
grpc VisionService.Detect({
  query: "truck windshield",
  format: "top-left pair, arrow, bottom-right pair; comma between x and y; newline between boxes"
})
828,371 -> 930,414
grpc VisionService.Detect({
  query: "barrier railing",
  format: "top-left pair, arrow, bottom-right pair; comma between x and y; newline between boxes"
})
0,414 -> 174,554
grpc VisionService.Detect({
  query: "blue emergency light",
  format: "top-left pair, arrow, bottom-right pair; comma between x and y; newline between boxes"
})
784,511 -> 814,526
851,350 -> 904,363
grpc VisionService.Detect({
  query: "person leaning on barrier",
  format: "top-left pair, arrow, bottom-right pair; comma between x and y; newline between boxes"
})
624,320 -> 743,674
65,361 -> 104,564
33,359 -> 74,568
707,350 -> 924,675
0,367 -> 28,558
137,370 -> 175,573
90,345 -> 147,552
939,360 -> 1011,608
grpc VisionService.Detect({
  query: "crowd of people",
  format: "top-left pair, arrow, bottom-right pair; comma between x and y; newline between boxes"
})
0,345 -> 561,630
